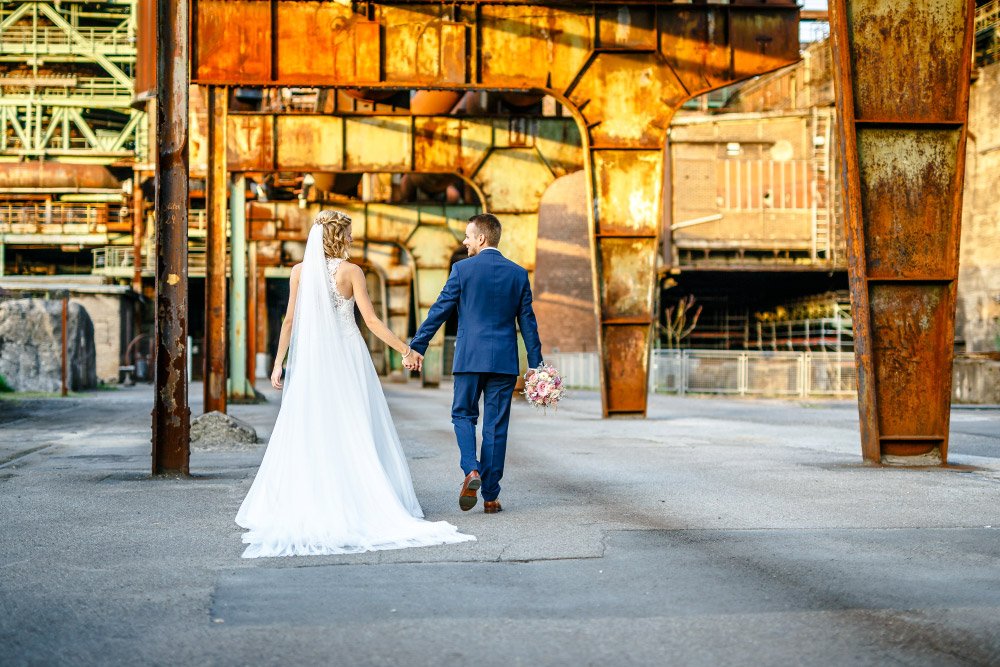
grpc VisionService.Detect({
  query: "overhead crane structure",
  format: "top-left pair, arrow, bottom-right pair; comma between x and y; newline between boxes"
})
148,0 -> 973,472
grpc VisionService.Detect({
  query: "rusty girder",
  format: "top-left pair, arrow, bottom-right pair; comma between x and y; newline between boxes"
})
193,2 -> 800,416
829,0 -> 974,465
204,87 -> 228,414
151,0 -> 189,474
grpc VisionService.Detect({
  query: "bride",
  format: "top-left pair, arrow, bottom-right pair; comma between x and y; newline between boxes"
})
235,209 -> 475,558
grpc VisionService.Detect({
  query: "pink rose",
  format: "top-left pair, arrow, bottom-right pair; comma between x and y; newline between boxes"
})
537,381 -> 551,397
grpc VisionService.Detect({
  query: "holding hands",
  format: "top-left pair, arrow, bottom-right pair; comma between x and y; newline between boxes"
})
402,346 -> 424,372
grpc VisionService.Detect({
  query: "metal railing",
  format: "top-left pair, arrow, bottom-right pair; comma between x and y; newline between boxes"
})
0,25 -> 135,54
544,350 -> 858,398
0,202 -> 112,233
92,246 -> 153,274
92,244 -> 231,275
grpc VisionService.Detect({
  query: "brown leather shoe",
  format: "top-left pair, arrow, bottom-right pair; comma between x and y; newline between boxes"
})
483,500 -> 503,514
459,471 -> 481,511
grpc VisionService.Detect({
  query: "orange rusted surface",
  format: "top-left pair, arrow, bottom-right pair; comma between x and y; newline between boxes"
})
191,1 -> 800,417
830,0 -> 973,464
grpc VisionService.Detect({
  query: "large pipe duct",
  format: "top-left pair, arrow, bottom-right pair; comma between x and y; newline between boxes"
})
0,163 -> 121,190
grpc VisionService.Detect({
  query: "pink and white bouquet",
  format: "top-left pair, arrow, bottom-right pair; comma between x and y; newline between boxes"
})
523,363 -> 565,411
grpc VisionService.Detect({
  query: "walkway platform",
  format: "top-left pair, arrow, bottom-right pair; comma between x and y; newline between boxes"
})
1,382 -> 999,665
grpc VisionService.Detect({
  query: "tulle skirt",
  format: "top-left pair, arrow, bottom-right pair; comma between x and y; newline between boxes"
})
235,330 -> 475,558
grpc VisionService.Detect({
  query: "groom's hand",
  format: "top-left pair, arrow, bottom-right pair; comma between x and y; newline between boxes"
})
408,351 -> 424,372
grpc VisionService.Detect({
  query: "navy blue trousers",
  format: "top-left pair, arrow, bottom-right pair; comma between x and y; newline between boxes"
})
451,372 -> 518,502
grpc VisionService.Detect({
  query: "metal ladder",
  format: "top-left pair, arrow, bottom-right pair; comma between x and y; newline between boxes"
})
810,107 -> 833,260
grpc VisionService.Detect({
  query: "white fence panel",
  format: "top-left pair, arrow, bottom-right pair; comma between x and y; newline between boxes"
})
745,352 -> 804,396
548,350 -> 859,398
546,352 -> 601,390
683,350 -> 742,394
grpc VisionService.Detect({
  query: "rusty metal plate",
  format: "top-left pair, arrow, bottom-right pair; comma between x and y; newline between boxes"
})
473,148 -> 555,214
273,2 -> 355,83
869,283 -> 953,442
344,117 -> 413,171
729,8 -> 802,83
494,213 -> 538,271
226,115 -> 273,171
478,4 -> 590,90
440,23 -> 468,84
857,127 -> 961,279
659,7 -> 732,94
569,53 -> 683,148
593,150 -> 663,236
598,6 -> 656,50
602,325 -> 650,414
534,120 -> 585,176
598,238 -> 657,320
413,117 -> 464,172
415,267 -> 451,311
134,0 -> 156,101
275,116 -> 345,172
355,21 -> 382,83
847,0 -> 968,121
194,0 -> 271,83
380,6 -> 466,84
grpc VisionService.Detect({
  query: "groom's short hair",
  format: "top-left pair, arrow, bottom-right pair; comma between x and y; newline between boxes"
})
469,213 -> 502,247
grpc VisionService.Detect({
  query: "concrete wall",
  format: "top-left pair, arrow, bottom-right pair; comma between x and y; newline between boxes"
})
959,60 -> 1000,353
73,293 -> 129,383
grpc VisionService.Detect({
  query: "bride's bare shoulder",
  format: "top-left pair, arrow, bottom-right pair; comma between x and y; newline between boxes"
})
290,263 -> 303,279
340,261 -> 363,277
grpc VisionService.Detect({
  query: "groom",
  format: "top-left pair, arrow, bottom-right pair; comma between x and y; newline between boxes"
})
406,213 -> 543,514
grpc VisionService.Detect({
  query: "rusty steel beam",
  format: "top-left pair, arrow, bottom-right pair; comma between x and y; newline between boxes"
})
151,0 -> 190,475
225,113 -> 581,214
193,1 -> 800,417
204,86 -> 228,415
829,0 -> 973,465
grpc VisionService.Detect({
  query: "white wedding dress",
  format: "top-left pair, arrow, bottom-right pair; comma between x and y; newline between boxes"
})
235,224 -> 475,558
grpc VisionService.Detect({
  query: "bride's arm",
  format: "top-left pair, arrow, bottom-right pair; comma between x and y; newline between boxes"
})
348,263 -> 412,359
271,263 -> 302,389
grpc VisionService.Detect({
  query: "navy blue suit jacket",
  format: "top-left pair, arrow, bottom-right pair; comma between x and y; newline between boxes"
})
410,249 -> 542,376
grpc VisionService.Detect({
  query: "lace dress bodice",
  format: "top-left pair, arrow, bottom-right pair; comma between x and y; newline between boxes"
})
326,257 -> 359,334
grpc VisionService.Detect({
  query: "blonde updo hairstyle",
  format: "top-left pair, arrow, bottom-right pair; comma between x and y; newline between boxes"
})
314,209 -> 352,259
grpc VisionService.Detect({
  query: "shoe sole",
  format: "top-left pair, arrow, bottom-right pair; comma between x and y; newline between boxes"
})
459,477 -> 481,511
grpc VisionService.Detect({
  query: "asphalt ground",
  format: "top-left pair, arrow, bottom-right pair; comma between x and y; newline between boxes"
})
1,381 -> 998,666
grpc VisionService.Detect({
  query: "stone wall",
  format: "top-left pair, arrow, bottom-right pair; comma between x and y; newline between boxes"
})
0,299 -> 97,392
959,60 -> 1000,352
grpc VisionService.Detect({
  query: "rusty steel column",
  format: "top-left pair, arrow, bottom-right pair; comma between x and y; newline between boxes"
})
131,170 -> 144,292
204,86 -> 227,414
584,148 -> 664,416
829,0 -> 973,465
151,0 -> 190,475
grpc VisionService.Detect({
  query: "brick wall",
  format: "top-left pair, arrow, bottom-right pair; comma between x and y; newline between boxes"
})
534,171 -> 598,354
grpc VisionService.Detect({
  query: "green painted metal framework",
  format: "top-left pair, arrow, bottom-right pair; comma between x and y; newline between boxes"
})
0,1 -> 145,160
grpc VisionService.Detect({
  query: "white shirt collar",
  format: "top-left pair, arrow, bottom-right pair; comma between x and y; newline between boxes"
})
479,247 -> 501,254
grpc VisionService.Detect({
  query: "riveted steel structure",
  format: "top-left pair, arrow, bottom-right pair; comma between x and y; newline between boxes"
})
221,112 -> 580,388
191,0 -> 800,417
828,0 -> 974,465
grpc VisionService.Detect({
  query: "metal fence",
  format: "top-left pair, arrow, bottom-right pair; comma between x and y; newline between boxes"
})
545,350 -> 857,398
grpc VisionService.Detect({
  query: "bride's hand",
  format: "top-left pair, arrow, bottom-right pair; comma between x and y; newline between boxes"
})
271,365 -> 284,390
